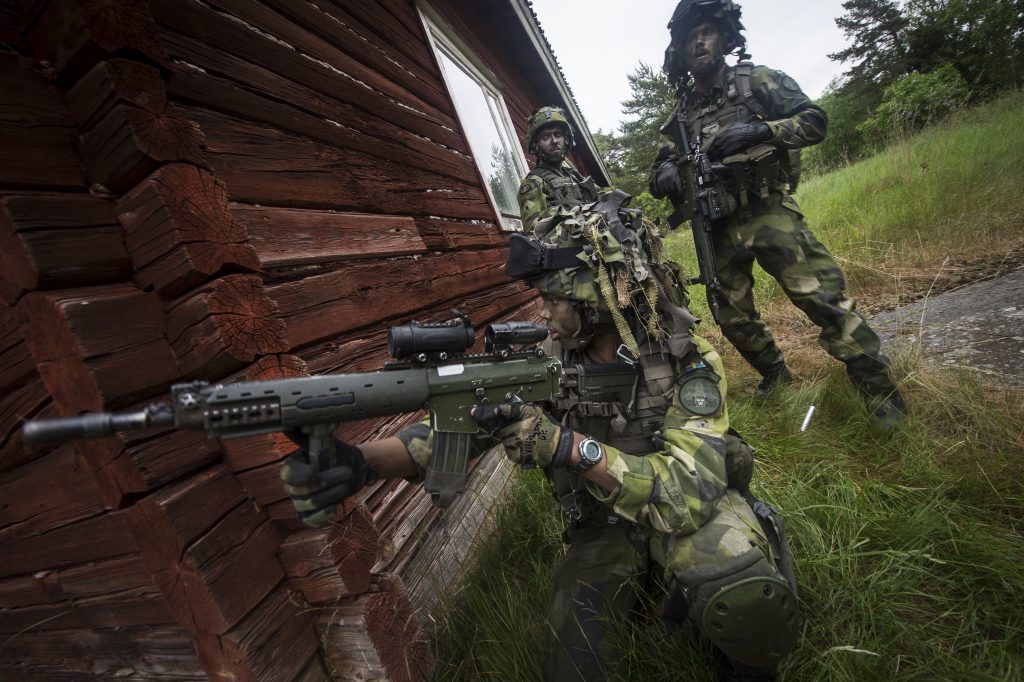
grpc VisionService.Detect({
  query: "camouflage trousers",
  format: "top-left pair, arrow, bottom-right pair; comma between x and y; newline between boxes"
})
712,194 -> 898,400
546,491 -> 779,681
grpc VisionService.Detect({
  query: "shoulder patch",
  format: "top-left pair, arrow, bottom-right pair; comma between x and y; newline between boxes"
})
677,367 -> 722,416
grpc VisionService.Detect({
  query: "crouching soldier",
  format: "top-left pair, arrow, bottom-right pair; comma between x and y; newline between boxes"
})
282,193 -> 798,681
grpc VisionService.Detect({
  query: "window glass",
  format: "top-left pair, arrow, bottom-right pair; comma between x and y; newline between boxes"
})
427,24 -> 527,231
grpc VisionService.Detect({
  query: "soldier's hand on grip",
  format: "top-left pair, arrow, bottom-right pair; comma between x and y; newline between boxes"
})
707,121 -> 772,159
653,159 -> 686,200
472,403 -> 573,469
280,433 -> 375,527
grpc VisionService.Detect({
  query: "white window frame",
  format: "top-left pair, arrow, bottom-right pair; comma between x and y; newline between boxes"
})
419,5 -> 529,231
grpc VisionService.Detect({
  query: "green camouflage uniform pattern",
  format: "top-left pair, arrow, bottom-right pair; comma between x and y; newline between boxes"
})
650,65 -> 899,400
583,335 -> 729,533
397,334 -> 785,680
517,161 -> 592,234
546,336 -> 785,680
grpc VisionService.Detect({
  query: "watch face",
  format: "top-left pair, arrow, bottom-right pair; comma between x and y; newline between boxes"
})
580,438 -> 602,464
678,373 -> 722,416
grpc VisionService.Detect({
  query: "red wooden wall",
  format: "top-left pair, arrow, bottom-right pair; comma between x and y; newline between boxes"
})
0,0 -> 597,679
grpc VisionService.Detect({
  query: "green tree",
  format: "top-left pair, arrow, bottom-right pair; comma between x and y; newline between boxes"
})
829,0 -> 911,87
592,129 -> 627,185
904,0 -> 1024,95
802,76 -> 881,175
818,0 -> 1022,171
615,63 -> 677,197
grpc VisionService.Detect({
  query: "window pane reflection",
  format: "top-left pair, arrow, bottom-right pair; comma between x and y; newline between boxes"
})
436,49 -> 524,228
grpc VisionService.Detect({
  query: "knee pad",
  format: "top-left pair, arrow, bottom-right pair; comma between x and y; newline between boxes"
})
701,572 -> 798,669
672,549 -> 799,669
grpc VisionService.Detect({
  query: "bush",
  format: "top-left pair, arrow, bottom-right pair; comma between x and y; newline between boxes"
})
802,80 -> 879,176
631,189 -> 672,227
857,65 -> 970,143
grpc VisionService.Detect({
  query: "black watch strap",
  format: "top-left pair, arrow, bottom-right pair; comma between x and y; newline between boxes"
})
551,426 -> 575,469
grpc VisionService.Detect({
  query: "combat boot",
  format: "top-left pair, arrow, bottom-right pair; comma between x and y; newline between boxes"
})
753,364 -> 793,397
871,389 -> 907,429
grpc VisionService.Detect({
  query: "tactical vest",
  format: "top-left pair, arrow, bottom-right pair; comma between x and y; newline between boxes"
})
685,62 -> 802,193
527,164 -> 599,207
548,340 -> 688,526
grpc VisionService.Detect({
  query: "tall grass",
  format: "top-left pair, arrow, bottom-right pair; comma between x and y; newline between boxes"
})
798,92 -> 1024,287
430,95 -> 1024,680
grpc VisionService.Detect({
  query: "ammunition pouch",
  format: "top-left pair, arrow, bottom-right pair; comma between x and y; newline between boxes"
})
701,167 -> 739,220
554,362 -> 640,434
578,175 -> 599,202
724,428 -> 754,493
720,143 -> 786,209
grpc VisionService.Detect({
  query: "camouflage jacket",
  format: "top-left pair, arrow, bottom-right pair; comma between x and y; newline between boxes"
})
397,334 -> 731,537
649,64 -> 827,201
517,161 -> 597,234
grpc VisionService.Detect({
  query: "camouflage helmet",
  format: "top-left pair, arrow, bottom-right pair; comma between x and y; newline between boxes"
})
527,106 -> 576,155
507,190 -> 695,357
664,0 -> 748,82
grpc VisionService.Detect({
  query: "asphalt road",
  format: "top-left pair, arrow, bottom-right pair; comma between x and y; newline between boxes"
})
870,267 -> 1024,387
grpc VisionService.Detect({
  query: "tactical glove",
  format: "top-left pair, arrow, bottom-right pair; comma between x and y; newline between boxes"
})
472,403 -> 574,469
652,159 -> 686,200
280,432 -> 376,527
707,122 -> 772,160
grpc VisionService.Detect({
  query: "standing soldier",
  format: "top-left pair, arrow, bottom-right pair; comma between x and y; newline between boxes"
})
518,105 -> 599,233
649,0 -> 907,426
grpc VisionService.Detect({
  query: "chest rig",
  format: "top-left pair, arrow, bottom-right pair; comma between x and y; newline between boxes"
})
527,164 -> 599,207
549,340 -> 695,525
685,63 -> 800,199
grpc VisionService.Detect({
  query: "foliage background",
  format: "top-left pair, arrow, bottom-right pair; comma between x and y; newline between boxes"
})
593,0 -> 1024,183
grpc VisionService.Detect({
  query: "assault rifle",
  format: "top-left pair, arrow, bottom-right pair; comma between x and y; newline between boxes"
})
666,104 -> 724,324
21,315 -> 640,507
22,315 -> 559,507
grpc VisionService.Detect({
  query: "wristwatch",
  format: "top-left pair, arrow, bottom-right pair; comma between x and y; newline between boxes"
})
575,437 -> 604,473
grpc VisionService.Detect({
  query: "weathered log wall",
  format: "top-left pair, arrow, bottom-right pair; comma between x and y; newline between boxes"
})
0,0 -> 577,679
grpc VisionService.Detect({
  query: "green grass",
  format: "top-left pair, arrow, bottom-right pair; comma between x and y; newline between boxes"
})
429,95 -> 1024,680
797,92 -> 1024,287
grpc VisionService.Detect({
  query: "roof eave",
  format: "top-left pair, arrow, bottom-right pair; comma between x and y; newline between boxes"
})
507,0 -> 611,186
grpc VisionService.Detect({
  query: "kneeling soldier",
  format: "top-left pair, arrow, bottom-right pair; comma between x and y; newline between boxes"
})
283,192 -> 798,681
